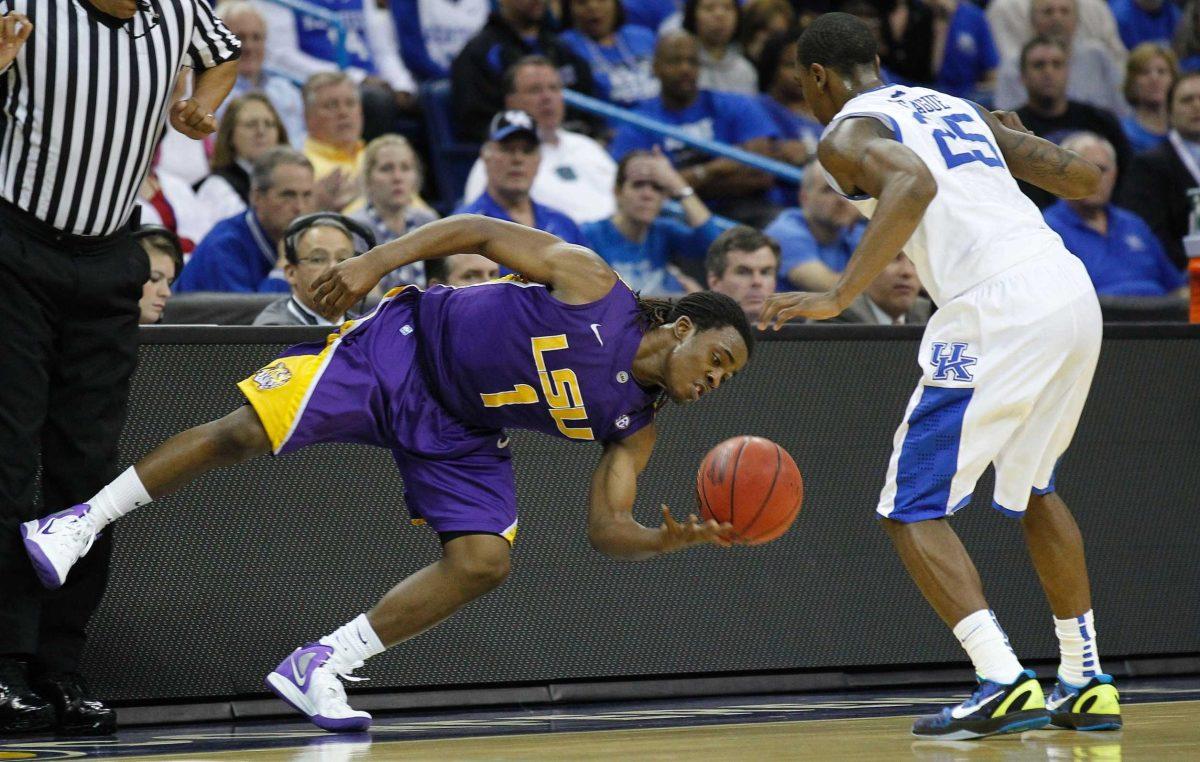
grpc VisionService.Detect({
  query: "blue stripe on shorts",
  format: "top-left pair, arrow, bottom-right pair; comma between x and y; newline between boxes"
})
890,386 -> 974,523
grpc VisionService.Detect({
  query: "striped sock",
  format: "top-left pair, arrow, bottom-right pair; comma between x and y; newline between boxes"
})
1055,610 -> 1101,688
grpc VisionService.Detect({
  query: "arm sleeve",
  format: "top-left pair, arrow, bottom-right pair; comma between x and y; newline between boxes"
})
390,0 -> 447,81
187,0 -> 241,70
663,216 -> 723,259
363,0 -> 416,93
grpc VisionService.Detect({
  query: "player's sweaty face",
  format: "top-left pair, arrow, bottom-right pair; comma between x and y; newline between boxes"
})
666,325 -> 749,404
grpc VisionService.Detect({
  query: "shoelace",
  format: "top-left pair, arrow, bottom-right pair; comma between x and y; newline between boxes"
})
57,514 -> 97,557
317,660 -> 367,704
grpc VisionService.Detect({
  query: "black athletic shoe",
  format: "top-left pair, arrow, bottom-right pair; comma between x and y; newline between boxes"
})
0,658 -> 55,734
31,671 -> 116,736
912,669 -> 1051,740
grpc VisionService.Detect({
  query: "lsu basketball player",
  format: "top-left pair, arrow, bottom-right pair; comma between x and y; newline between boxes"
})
759,14 -> 1120,740
22,213 -> 750,732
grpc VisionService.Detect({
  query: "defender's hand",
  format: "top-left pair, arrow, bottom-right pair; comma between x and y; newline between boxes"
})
991,109 -> 1032,135
0,13 -> 32,72
658,505 -> 733,552
170,98 -> 217,139
312,255 -> 383,316
758,291 -> 842,329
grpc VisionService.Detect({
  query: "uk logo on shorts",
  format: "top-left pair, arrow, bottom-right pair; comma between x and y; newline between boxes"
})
930,342 -> 977,382
252,362 -> 293,390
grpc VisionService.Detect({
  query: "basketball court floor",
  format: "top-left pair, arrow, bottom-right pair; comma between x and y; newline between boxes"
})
1,676 -> 1197,760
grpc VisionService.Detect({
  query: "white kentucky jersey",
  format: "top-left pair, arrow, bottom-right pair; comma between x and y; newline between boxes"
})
822,84 -> 1070,305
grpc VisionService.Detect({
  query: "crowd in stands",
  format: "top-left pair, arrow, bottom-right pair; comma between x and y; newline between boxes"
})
137,0 -> 1196,328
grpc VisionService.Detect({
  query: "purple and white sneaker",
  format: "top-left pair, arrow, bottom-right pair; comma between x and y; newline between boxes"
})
20,504 -> 98,589
266,644 -> 371,733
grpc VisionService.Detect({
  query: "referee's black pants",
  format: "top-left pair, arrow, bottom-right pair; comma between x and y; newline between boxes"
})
0,200 -> 148,674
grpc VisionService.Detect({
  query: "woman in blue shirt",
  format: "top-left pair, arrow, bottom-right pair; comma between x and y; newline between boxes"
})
583,150 -> 724,295
1121,43 -> 1178,153
559,0 -> 660,108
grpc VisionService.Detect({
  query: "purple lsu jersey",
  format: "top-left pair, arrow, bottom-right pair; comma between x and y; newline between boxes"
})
415,278 -> 661,443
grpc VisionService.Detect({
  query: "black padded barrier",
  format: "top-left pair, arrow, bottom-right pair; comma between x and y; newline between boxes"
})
78,324 -> 1200,704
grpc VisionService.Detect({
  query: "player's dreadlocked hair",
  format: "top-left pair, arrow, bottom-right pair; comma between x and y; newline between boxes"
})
636,291 -> 756,358
797,12 -> 878,78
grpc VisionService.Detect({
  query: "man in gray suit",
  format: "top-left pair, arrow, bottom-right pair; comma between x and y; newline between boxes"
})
826,253 -> 933,325
254,219 -> 356,326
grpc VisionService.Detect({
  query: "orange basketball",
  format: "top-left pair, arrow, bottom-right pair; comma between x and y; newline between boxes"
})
697,436 -> 803,545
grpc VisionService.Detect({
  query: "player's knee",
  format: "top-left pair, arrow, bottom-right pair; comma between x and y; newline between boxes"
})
207,408 -> 270,462
445,539 -> 511,592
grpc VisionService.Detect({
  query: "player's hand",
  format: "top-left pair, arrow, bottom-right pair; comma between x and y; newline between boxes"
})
0,13 -> 33,71
758,290 -> 842,329
312,255 -> 383,316
170,98 -> 217,139
657,505 -> 733,553
992,109 -> 1032,135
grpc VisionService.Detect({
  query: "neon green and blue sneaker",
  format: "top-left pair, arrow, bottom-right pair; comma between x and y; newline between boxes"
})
912,669 -> 1051,740
1046,674 -> 1122,731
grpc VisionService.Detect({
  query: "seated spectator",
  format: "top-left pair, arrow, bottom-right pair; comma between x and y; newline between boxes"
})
609,31 -> 780,226
764,164 -> 864,291
464,56 -> 617,224
624,0 -> 680,33
303,73 -> 368,213
1122,43 -> 1179,152
683,0 -> 757,95
351,135 -> 439,290
879,0 -> 936,86
254,218 -> 358,326
756,32 -> 822,205
1014,36 -> 1131,208
994,0 -> 1126,114
930,0 -> 1000,98
582,149 -> 720,295
738,0 -> 794,66
1047,133 -> 1187,296
1118,71 -> 1200,269
455,111 -> 585,245
987,0 -> 1126,64
135,227 -> 184,325
1176,1 -> 1200,71
559,0 -> 660,108
825,254 -> 932,325
425,253 -> 502,287
137,166 -> 211,253
215,1 -> 306,144
387,0 -> 490,82
196,94 -> 291,224
257,0 -> 418,138
838,0 -> 900,84
177,148 -> 315,293
451,0 -> 596,142
1111,0 -> 1181,51
705,226 -> 781,322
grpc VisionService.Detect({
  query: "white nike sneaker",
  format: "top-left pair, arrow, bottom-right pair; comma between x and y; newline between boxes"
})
20,504 -> 98,589
266,644 -> 372,732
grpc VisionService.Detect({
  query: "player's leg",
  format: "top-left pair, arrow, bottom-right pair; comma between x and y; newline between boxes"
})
265,533 -> 512,733
21,406 -> 271,589
266,441 -> 519,733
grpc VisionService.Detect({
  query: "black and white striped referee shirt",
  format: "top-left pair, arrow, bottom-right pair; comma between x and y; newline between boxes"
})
0,0 -> 240,236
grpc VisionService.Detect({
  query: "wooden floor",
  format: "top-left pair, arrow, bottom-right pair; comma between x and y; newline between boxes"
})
103,699 -> 1198,761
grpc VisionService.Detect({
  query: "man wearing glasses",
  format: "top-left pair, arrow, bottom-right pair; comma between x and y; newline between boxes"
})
254,217 -> 360,326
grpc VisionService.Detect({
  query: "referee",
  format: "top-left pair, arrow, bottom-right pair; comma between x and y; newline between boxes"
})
0,0 -> 239,735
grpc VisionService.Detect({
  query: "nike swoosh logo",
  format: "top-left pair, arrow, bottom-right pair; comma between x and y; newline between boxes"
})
1046,691 -> 1074,711
950,688 -> 1005,719
293,651 -> 315,688
590,323 -> 603,345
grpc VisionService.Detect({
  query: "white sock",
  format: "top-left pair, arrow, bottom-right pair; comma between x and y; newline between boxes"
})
1055,610 -> 1101,688
953,609 -> 1025,684
319,614 -> 385,671
86,466 -> 153,531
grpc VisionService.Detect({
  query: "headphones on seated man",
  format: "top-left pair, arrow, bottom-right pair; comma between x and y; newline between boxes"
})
282,212 -> 378,265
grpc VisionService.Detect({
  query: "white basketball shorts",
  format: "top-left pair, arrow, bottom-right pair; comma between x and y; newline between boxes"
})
877,254 -> 1102,522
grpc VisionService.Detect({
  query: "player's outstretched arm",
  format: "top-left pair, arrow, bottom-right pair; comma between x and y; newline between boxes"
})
587,425 -> 733,560
974,106 -> 1101,200
312,214 -> 615,315
758,117 -> 937,328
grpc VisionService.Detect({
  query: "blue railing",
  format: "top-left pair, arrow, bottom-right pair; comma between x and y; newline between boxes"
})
259,0 -> 349,71
563,89 -> 806,184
